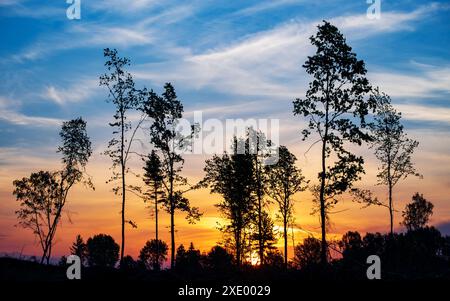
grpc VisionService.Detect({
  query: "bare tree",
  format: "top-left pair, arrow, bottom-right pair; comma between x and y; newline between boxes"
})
100,48 -> 147,262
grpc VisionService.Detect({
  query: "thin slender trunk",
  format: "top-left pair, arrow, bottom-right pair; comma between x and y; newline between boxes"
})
169,159 -> 175,269
283,214 -> 288,268
319,102 -> 329,265
255,154 -> 264,266
236,228 -> 241,268
258,194 -> 263,265
388,180 -> 393,235
387,157 -> 393,235
170,208 -> 175,268
155,187 -> 159,270
120,112 -> 125,263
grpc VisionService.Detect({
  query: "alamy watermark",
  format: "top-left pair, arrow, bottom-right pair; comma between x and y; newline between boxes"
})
66,0 -> 81,20
162,111 -> 280,165
367,0 -> 381,19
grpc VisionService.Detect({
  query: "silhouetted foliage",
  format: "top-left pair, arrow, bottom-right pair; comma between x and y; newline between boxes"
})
86,234 -> 120,268
142,150 -> 165,266
203,137 -> 256,267
142,83 -> 202,268
264,249 -> 285,270
293,21 -> 375,264
70,234 -> 87,266
246,128 -> 272,265
139,239 -> 168,271
100,48 -> 147,263
251,212 -> 278,265
175,243 -> 202,273
293,237 -> 322,269
13,118 -> 92,264
204,245 -> 234,271
402,193 -> 433,231
120,255 -> 138,271
265,145 -> 308,267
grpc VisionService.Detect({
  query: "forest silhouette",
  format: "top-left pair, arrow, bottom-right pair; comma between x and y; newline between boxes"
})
3,21 -> 450,283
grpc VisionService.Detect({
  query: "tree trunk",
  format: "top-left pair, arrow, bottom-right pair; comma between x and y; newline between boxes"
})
236,228 -> 241,268
120,112 -> 126,263
255,155 -> 264,266
155,187 -> 160,271
319,102 -> 329,265
388,180 -> 393,235
284,214 -> 288,268
387,157 -> 393,235
169,159 -> 175,269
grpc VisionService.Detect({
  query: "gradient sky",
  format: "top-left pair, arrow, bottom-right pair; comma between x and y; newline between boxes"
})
0,0 -> 449,261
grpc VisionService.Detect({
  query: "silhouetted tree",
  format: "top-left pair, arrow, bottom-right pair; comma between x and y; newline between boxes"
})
361,91 -> 421,234
175,243 -> 202,272
246,128 -> 272,265
204,245 -> 234,271
251,212 -> 277,265
293,21 -> 375,264
139,239 -> 168,271
203,137 -> 256,267
100,48 -> 147,263
142,150 -> 165,266
339,231 -> 365,263
142,83 -> 201,269
293,237 -> 322,269
264,249 -> 285,270
86,234 -> 119,268
70,234 -> 87,266
120,255 -> 138,271
265,145 -> 308,267
13,118 -> 92,264
402,193 -> 433,231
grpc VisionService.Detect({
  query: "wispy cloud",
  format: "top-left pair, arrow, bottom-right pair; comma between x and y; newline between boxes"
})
371,65 -> 450,98
0,0 -> 64,19
135,4 -> 442,100
234,0 -> 304,16
0,97 -> 61,126
12,23 -> 154,62
395,103 -> 450,124
43,78 -> 100,105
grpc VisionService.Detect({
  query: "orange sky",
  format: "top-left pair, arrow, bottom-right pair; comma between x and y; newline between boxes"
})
1,118 -> 449,262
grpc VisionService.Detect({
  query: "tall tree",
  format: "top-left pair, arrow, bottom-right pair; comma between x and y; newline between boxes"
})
142,150 -> 165,267
100,48 -> 147,262
265,146 -> 308,268
247,128 -> 271,265
370,91 -> 421,234
143,83 -> 201,268
203,137 -> 256,267
402,193 -> 433,231
13,118 -> 92,264
293,21 -> 375,264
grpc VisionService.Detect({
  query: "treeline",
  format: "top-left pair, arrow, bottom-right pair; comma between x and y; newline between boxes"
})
11,20 -> 447,278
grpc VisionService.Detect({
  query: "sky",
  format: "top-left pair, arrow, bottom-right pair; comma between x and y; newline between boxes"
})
0,0 -> 449,261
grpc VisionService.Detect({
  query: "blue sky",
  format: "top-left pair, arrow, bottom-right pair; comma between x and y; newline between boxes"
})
1,1 -> 449,149
1,0 -> 450,255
